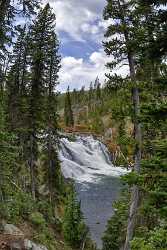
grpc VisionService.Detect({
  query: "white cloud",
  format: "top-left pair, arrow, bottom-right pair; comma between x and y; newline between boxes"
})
42,0 -> 105,41
42,0 -> 129,91
58,50 -> 129,92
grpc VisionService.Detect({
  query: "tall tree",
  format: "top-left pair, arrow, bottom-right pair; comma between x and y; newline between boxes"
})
103,1 -> 142,249
88,82 -> 94,111
27,3 -> 58,200
63,186 -> 86,248
0,0 -> 39,90
64,86 -> 74,127
43,28 -> 61,206
6,25 -> 29,132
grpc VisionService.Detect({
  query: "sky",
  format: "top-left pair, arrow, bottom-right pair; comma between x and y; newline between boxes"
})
43,0 -> 127,92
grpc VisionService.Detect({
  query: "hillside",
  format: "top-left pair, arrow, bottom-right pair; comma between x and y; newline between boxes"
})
58,82 -> 134,167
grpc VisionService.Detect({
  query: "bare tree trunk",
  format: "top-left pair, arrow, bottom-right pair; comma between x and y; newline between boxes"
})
80,229 -> 89,250
109,2 -> 142,249
124,56 -> 142,250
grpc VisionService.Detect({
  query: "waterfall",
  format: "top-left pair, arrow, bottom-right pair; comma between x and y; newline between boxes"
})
59,135 -> 129,183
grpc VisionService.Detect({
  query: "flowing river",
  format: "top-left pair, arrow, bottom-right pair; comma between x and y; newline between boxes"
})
59,136 -> 128,249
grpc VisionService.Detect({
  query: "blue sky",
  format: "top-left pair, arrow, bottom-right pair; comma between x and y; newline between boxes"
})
43,0 -> 127,92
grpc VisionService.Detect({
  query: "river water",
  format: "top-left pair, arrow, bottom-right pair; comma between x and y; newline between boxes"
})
59,136 -> 128,249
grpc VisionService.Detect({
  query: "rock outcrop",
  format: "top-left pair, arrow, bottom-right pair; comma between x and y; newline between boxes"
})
0,224 -> 48,250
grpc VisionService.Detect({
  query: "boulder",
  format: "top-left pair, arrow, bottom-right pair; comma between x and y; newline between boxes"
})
3,224 -> 24,236
2,224 -> 48,250
24,239 -> 48,250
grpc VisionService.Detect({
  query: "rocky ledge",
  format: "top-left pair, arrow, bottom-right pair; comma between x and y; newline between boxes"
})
0,224 -> 48,250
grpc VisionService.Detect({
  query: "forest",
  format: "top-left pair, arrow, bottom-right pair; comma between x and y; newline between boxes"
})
0,0 -> 167,250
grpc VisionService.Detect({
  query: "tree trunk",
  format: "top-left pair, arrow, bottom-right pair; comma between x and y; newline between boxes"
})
124,58 -> 142,250
111,2 -> 142,248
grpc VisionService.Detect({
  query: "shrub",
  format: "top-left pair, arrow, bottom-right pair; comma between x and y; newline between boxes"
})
29,212 -> 46,228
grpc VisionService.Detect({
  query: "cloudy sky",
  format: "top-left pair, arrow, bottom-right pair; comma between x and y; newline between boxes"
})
43,0 -> 127,92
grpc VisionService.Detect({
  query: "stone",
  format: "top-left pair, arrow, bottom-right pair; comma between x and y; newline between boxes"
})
24,239 -> 48,250
3,224 -> 48,250
3,224 -> 24,236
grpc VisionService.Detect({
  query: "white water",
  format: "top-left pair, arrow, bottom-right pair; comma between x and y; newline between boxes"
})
59,135 -> 129,248
59,136 -> 129,183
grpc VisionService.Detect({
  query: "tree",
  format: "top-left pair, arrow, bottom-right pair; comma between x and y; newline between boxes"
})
88,82 -> 94,111
43,28 -> 62,206
6,25 -> 29,132
96,80 -> 101,102
103,2 -> 142,248
63,186 -> 86,248
27,3 -> 58,200
64,86 -> 74,127
0,0 -> 39,91
103,1 -> 167,249
103,192 -> 129,250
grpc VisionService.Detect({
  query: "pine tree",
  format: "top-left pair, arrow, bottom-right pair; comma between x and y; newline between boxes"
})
103,2 -> 142,247
63,186 -> 86,248
6,25 -> 29,132
103,1 -> 167,249
27,3 -> 58,200
96,81 -> 101,102
43,26 -> 62,206
88,82 -> 94,111
72,88 -> 78,106
0,0 -> 39,91
64,86 -> 74,127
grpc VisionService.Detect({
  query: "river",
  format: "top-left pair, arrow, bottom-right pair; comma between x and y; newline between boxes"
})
59,135 -> 128,249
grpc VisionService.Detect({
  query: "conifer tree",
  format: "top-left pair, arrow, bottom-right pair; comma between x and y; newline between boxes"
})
0,0 -> 39,90
72,88 -> 78,106
43,26 -> 62,206
103,1 -> 142,248
63,186 -> 86,248
6,25 -> 29,132
27,3 -> 58,200
64,86 -> 74,127
96,81 -> 101,102
88,82 -> 94,111
103,1 -> 167,249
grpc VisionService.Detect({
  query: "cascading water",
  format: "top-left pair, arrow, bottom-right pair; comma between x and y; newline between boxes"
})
59,136 -> 129,249
59,136 -> 128,183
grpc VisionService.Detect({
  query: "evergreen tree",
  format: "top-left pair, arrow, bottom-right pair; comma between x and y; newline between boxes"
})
64,86 -> 74,127
6,25 -> 29,132
79,85 -> 86,104
96,81 -> 101,102
88,82 -> 94,111
72,88 -> 78,106
0,0 -> 39,90
43,26 -> 62,206
103,1 -> 167,250
63,186 -> 86,248
27,3 -> 58,200
103,2 -> 142,247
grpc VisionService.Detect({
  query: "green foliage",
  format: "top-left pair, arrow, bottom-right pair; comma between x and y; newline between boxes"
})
33,229 -> 56,250
37,200 -> 54,222
63,186 -> 86,248
29,212 -> 46,228
64,86 -> 74,127
131,226 -> 167,250
0,192 -> 35,223
102,191 -> 129,250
